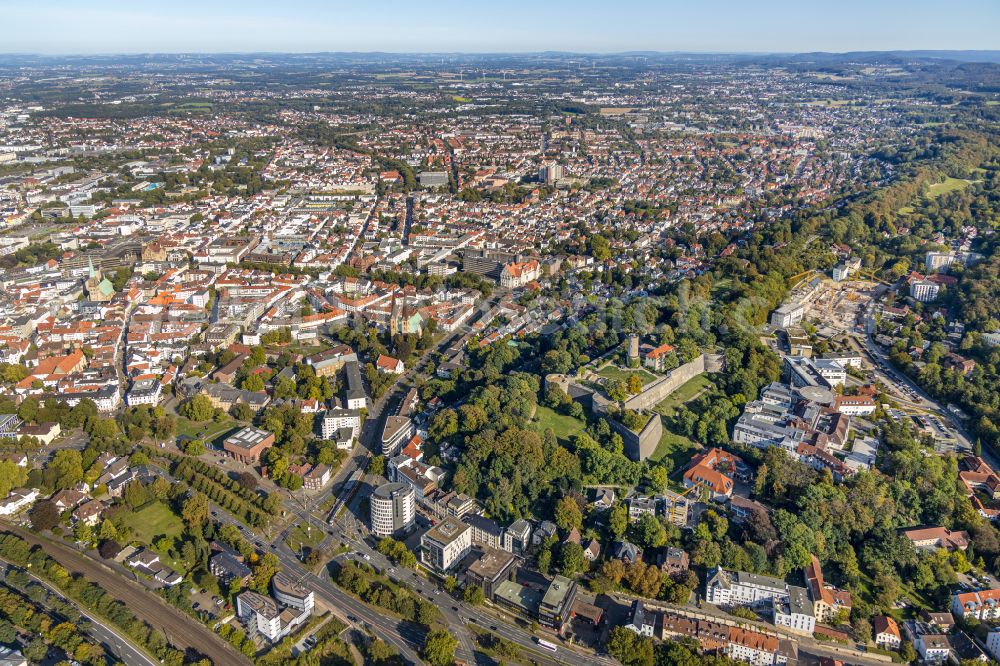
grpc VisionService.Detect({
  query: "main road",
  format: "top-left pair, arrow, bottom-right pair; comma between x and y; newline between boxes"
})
269,522 -> 617,666
269,541 -> 426,664
267,489 -> 618,666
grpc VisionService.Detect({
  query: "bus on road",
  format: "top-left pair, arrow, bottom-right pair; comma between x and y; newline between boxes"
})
536,639 -> 558,652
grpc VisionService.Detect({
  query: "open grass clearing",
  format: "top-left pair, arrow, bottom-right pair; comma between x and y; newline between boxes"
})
597,364 -> 658,386
711,277 -> 734,297
121,501 -> 189,572
167,102 -> 213,114
802,99 -> 853,107
653,374 -> 713,418
649,424 -> 700,472
530,405 -> 586,444
122,501 -> 185,546
926,177 -> 974,198
176,417 -> 239,446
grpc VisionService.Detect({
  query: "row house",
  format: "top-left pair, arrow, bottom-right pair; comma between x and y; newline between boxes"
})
660,611 -> 791,665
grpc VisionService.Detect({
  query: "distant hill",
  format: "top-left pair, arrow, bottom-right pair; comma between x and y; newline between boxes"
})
784,50 -> 1000,64
882,50 -> 1000,64
1,50 -> 999,67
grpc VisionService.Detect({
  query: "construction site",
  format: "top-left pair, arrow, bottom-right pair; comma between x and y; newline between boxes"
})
775,269 -> 881,339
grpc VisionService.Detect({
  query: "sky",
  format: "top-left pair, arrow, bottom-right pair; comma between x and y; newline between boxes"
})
3,0 -> 999,55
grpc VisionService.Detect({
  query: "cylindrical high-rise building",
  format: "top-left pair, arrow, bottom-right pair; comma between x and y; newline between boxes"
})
370,482 -> 415,537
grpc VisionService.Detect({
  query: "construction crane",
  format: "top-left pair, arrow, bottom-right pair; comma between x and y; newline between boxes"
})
665,479 -> 705,525
787,270 -> 814,289
857,269 -> 891,286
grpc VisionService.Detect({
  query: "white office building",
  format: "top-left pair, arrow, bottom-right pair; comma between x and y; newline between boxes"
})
125,377 -> 162,406
926,251 -> 983,273
813,359 -> 847,387
832,258 -> 860,282
271,572 -> 315,615
773,586 -> 817,635
820,352 -> 863,369
420,517 -> 472,572
236,590 -> 309,643
985,629 -> 1000,662
706,567 -> 789,607
770,302 -> 804,328
785,355 -> 846,389
370,482 -> 415,537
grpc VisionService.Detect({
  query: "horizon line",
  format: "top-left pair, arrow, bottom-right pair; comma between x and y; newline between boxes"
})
2,48 -> 1000,58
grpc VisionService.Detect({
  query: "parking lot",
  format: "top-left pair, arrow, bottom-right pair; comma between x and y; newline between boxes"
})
958,571 -> 1000,592
190,588 -> 228,618
870,357 -> 922,402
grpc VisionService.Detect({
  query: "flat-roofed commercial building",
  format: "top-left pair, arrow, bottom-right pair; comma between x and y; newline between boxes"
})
420,517 -> 472,572
381,415 -> 414,456
493,580 -> 544,620
770,302 -> 804,328
272,571 -> 314,615
539,575 -> 578,630
222,426 -> 275,465
466,546 -> 518,599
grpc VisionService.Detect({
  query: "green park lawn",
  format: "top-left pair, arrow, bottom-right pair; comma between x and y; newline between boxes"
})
926,177 -> 974,198
597,364 -> 658,386
167,102 -> 213,114
897,177 -> 975,217
282,340 -> 331,356
531,405 -> 586,444
653,374 -> 713,418
176,417 -> 238,446
122,501 -> 185,546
